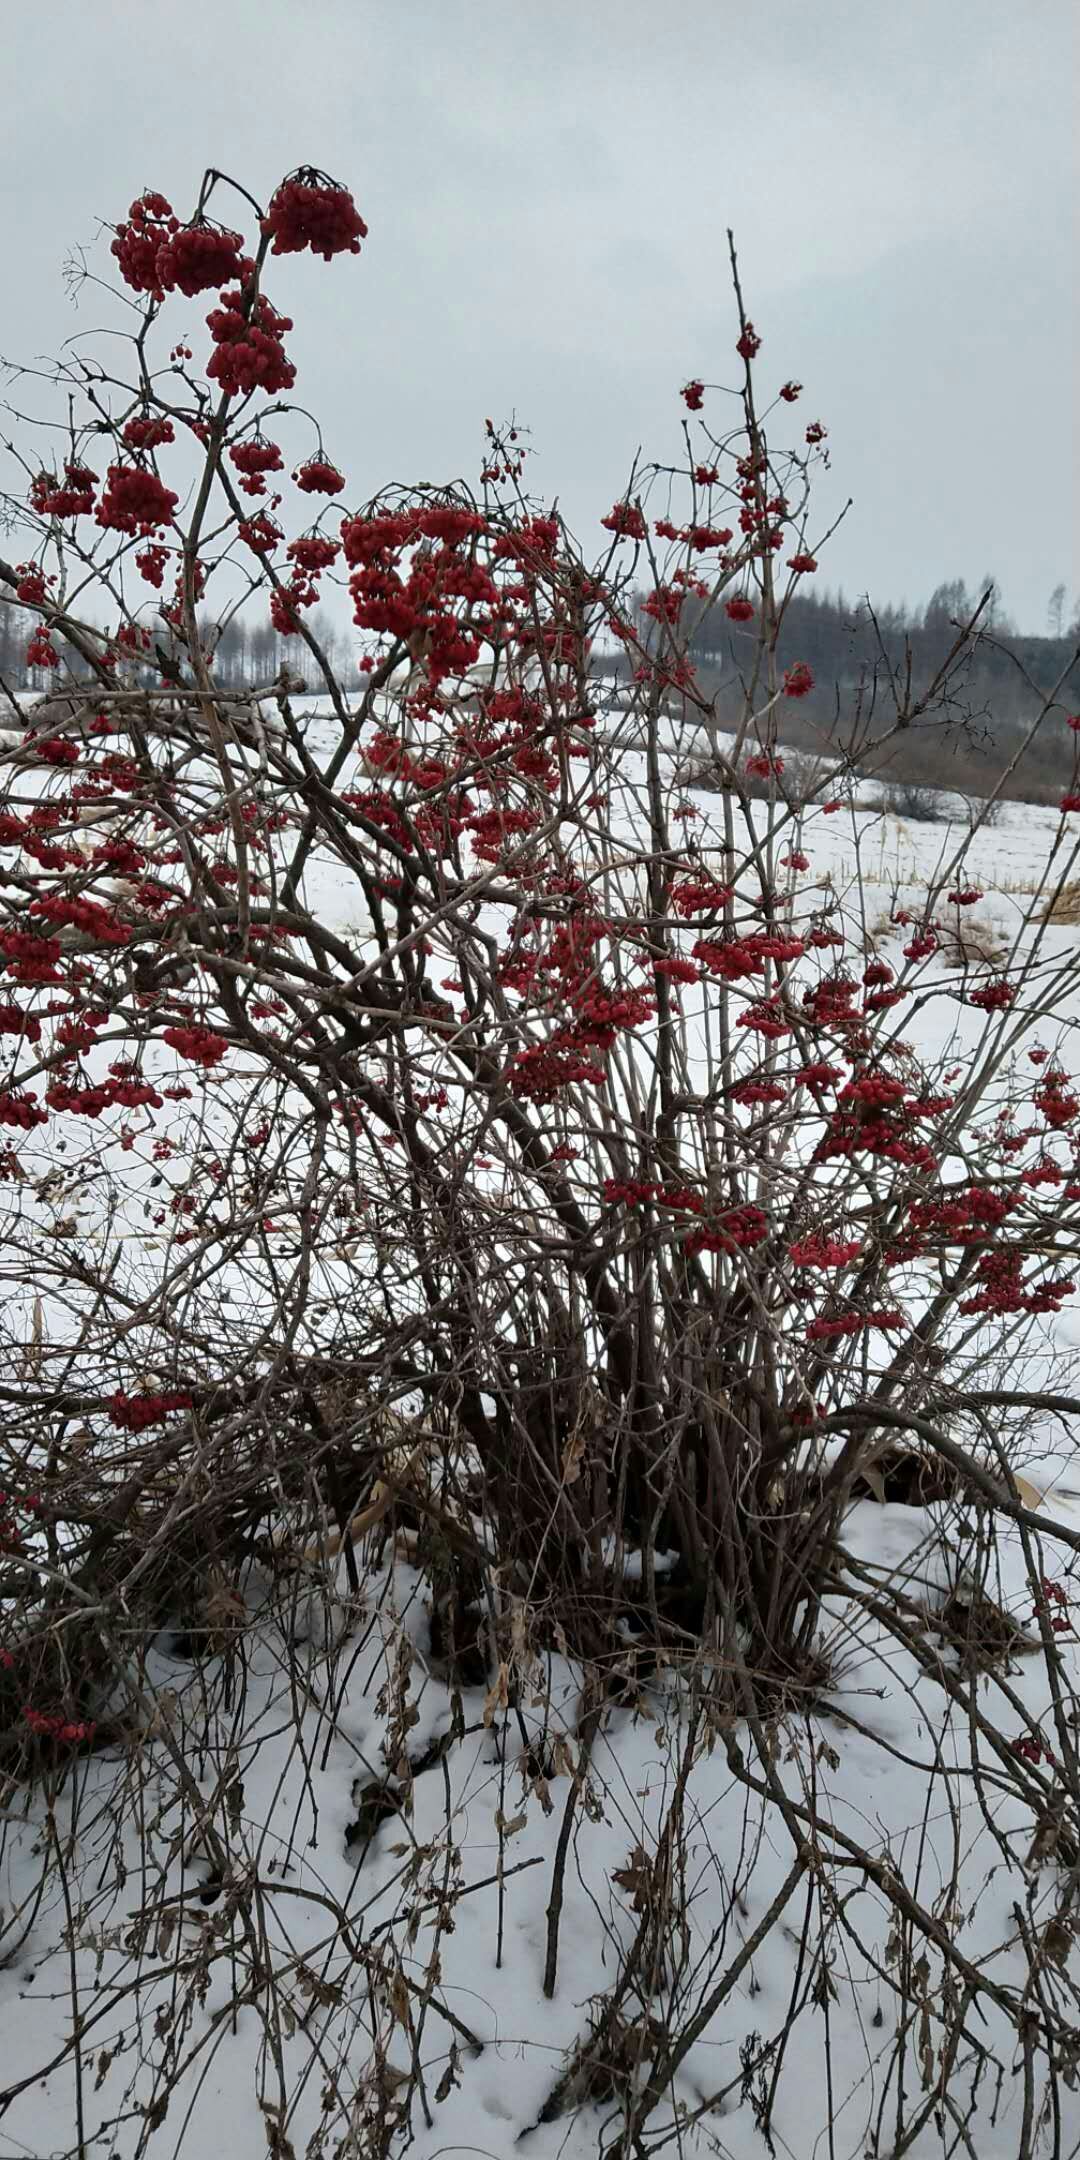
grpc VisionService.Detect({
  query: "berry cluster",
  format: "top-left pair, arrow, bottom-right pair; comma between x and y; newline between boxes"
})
0,1090 -> 48,1129
806,1309 -> 904,1342
22,1707 -> 97,1746
288,534 -> 340,573
788,1235 -> 862,1269
294,457 -> 345,495
25,633 -> 60,671
959,1249 -> 1075,1318
96,464 -> 178,535
262,171 -> 367,260
668,877 -> 734,918
112,193 -> 246,300
162,1024 -> 229,1067
108,1390 -> 192,1432
31,463 -> 97,519
46,1077 -> 163,1118
229,438 -> 285,491
122,415 -> 175,450
968,978 -> 1016,1012
601,501 -> 648,541
206,290 -> 295,398
685,1203 -> 769,1258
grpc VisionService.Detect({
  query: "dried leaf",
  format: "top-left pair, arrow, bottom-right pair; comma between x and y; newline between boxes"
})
25,1296 -> 43,1379
435,2043 -> 461,2105
561,1424 -> 587,1485
612,1844 -> 652,1912
495,1807 -> 527,1839
388,1970 -> 412,2032
483,1661 -> 510,1728
1041,1915 -> 1075,1969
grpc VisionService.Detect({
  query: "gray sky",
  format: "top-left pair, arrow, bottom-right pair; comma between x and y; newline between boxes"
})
3,0 -> 1076,632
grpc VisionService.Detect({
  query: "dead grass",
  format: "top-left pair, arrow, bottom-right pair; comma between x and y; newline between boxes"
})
1043,882 -> 1080,925
936,914 -> 1010,968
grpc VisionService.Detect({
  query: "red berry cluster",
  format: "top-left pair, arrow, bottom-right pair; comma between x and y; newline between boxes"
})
903,929 -> 939,960
668,877 -> 734,918
968,978 -> 1016,1011
31,463 -> 97,518
507,1040 -> 607,1104
29,894 -> 131,945
0,1089 -> 48,1129
229,438 -> 285,494
725,595 -> 755,622
737,1000 -> 792,1039
96,464 -> 178,535
604,1178 -> 660,1206
47,1077 -> 163,1118
294,457 -> 345,495
122,415 -> 175,450
795,1061 -> 842,1087
162,1024 -> 229,1067
112,194 -> 246,299
1031,1577 -> 1073,1634
806,1309 -> 904,1343
653,518 -> 734,553
838,1072 -> 908,1108
25,633 -> 60,671
206,290 -> 295,398
0,1004 -> 41,1043
693,931 -> 805,983
0,1486 -> 39,1553
685,1204 -> 768,1258
238,512 -> 283,556
653,954 -> 701,984
14,563 -> 51,604
788,1235 -> 862,1269
262,171 -> 368,260
22,1707 -> 97,1746
682,380 -> 705,410
959,1249 -> 1075,1319
160,221 -> 247,297
288,534 -> 339,573
135,544 -> 170,586
108,1390 -> 192,1432
732,1079 -> 787,1106
601,501 -> 648,541
907,1183 -> 1014,1243
783,662 -> 814,698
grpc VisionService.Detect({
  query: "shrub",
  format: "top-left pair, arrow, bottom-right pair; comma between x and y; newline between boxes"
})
881,778 -> 948,821
3,165 -> 1080,2159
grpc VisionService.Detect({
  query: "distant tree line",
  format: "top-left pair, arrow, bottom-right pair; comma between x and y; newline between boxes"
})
0,603 -> 351,698
599,579 -> 1080,805
5,570 -> 1078,805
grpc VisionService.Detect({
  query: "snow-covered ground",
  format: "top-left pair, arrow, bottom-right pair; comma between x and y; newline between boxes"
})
4,697 -> 1080,2159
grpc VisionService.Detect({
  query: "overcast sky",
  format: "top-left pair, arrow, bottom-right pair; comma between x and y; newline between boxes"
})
3,0 -> 1076,632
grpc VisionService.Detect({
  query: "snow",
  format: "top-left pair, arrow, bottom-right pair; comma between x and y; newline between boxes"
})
3,697 -> 1080,2158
